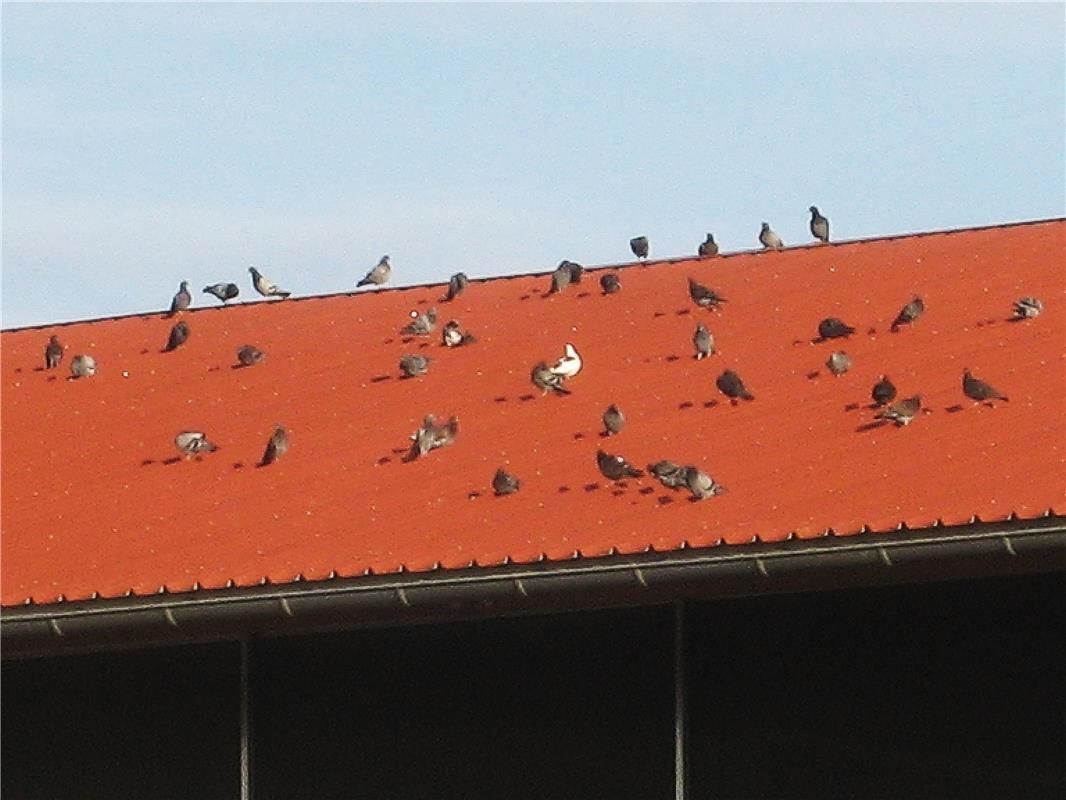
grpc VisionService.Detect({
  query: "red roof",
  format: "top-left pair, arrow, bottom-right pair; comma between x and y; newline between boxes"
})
2,219 -> 1064,607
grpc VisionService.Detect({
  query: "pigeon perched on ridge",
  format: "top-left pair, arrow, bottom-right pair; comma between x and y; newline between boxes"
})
817,317 -> 855,341
809,206 -> 830,243
70,354 -> 96,379
684,467 -> 726,500
563,260 -> 584,283
549,262 -> 573,294
175,431 -> 218,459
169,281 -> 192,316
203,283 -> 239,304
688,278 -> 726,309
532,362 -> 570,395
716,369 -> 755,403
630,236 -> 649,261
441,320 -> 476,348
237,345 -> 265,367
759,222 -> 783,250
550,343 -> 582,380
163,321 -> 190,352
698,233 -> 719,257
45,335 -> 64,369
871,375 -> 897,407
826,351 -> 852,376
402,308 -> 438,336
249,267 -> 291,299
963,370 -> 1009,403
443,272 -> 468,302
891,296 -> 925,332
693,324 -> 715,360
1013,297 -> 1043,319
399,354 -> 430,378
602,404 -> 625,436
597,449 -> 643,481
259,425 -> 289,466
357,255 -> 391,288
600,274 -> 621,295
648,460 -> 689,489
492,468 -> 521,496
876,395 -> 922,427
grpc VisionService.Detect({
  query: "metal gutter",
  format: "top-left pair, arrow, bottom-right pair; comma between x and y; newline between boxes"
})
3,519 -> 1064,658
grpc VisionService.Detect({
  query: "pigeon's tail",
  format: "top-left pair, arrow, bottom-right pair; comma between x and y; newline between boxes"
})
356,278 -> 373,287
625,467 -> 645,478
740,390 -> 755,401
460,332 -> 477,345
276,291 -> 292,299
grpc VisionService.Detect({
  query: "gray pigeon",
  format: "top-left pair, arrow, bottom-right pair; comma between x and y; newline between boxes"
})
597,449 -> 643,481
826,351 -> 852,376
648,460 -> 689,489
249,267 -> 291,299
630,236 -> 649,260
759,222 -> 783,249
399,354 -> 430,378
891,296 -> 925,332
443,272 -> 468,302
963,370 -> 1009,403
563,260 -> 584,283
602,404 -> 625,435
441,320 -> 475,348
259,425 -> 289,466
531,361 -> 570,395
45,335 -> 64,369
698,233 -> 719,257
401,308 -> 438,336
405,415 -> 459,461
871,375 -> 897,407
203,283 -> 239,303
693,324 -> 715,360
174,431 -> 219,458
237,345 -> 265,367
357,255 -> 391,288
1013,297 -> 1043,319
809,206 -> 830,243
684,466 -> 726,499
688,278 -> 726,309
716,369 -> 755,403
164,321 -> 190,352
69,354 -> 96,379
549,262 -> 572,294
817,317 -> 855,340
493,468 -> 521,496
169,281 -> 192,316
876,395 -> 922,426
600,274 -> 621,295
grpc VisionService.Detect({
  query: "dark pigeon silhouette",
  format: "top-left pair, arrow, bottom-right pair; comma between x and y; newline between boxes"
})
648,460 -> 688,489
630,236 -> 649,260
531,361 -> 570,395
249,267 -> 291,299
45,335 -> 64,369
817,317 -> 855,341
602,404 -> 625,436
698,233 -> 718,257
169,281 -> 192,316
688,278 -> 726,309
175,431 -> 218,459
891,296 -> 925,332
563,260 -> 584,283
759,222 -> 783,249
600,273 -> 621,295
809,206 -> 830,243
443,272 -> 468,302
963,370 -> 1009,403
597,449 -> 643,481
399,354 -> 430,378
716,369 -> 754,403
492,468 -> 521,496
203,283 -> 239,304
871,375 -> 897,407
357,256 -> 391,288
876,396 -> 922,426
163,321 -> 189,352
259,425 -> 289,466
693,324 -> 715,359
237,345 -> 265,367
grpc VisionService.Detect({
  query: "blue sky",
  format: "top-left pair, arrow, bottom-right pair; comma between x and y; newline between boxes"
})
3,2 -> 1064,328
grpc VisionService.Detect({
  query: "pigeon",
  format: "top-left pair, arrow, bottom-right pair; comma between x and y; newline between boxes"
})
549,343 -> 582,379
600,274 -> 622,295
203,283 -> 239,303
249,267 -> 291,299
169,281 -> 192,316
401,308 -> 438,336
69,354 -> 96,379
648,460 -> 689,489
817,317 -> 855,341
45,335 -> 64,369
357,255 -> 391,288
809,206 -> 830,243
630,236 -> 649,260
441,320 -> 476,347
688,278 -> 726,309
597,449 -> 643,481
716,369 -> 755,403
693,324 -> 715,359
174,431 -> 218,458
549,262 -> 573,294
163,321 -> 190,352
602,404 -> 625,435
684,466 -> 726,499
876,395 -> 922,427
963,370 -> 1009,403
443,272 -> 468,302
531,362 -> 570,395
826,351 -> 852,376
563,260 -> 584,283
405,415 -> 459,460
891,296 -> 925,332
399,354 -> 430,378
871,375 -> 897,407
259,425 -> 289,466
237,345 -> 265,367
1013,297 -> 1043,319
492,468 -> 521,496
698,233 -> 719,257
759,222 -> 783,250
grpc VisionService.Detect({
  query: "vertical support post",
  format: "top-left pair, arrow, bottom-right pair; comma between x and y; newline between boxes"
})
240,638 -> 252,800
674,601 -> 687,800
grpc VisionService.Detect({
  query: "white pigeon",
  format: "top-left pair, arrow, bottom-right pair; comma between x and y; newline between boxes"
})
549,343 -> 582,379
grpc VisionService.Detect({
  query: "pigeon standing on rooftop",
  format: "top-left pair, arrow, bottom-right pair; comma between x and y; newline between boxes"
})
70,354 -> 96,379
563,260 -> 584,283
399,354 -> 430,378
716,369 -> 755,403
648,460 -> 689,489
443,272 -> 469,302
45,335 -> 64,369
169,281 -> 192,316
600,274 -> 621,295
809,207 -> 830,243
249,268 -> 291,299
406,415 -> 458,460
684,467 -> 726,500
163,321 -> 190,352
175,431 -> 219,459
693,324 -> 715,360
602,404 -> 625,436
442,320 -> 475,347
402,308 -> 438,336
630,236 -> 649,261
259,425 -> 289,466
357,255 -> 391,288
597,449 -> 644,481
826,351 -> 852,376
549,343 -> 582,380
531,362 -> 570,395
688,278 -> 726,309
759,222 -> 783,250
237,345 -> 265,367
876,395 -> 922,426
698,233 -> 719,257
549,262 -> 573,294
963,370 -> 1009,403
203,283 -> 240,304
817,317 -> 856,341
492,468 -> 521,496
1013,297 -> 1043,319
891,296 -> 925,332
871,375 -> 897,407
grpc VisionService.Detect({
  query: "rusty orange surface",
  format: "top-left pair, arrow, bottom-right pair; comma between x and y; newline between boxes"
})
2,220 -> 1064,606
